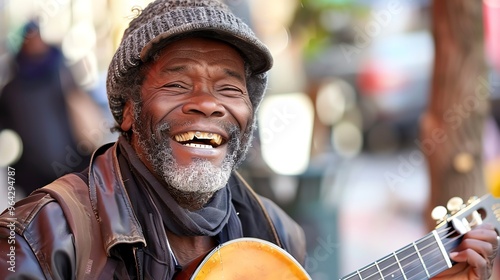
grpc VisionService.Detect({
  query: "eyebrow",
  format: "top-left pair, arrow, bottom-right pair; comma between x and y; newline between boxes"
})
224,69 -> 245,83
161,65 -> 186,74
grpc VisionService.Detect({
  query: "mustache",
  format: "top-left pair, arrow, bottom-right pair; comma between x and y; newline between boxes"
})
145,117 -> 251,168
153,120 -> 241,141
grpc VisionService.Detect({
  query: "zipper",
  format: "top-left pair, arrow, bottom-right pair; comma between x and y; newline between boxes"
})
133,246 -> 144,280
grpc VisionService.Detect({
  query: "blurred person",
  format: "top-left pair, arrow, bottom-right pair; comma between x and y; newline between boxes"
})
0,1 -> 497,279
0,21 -> 93,196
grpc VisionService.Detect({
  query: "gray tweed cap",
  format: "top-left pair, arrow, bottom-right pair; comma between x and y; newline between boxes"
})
107,0 -> 273,125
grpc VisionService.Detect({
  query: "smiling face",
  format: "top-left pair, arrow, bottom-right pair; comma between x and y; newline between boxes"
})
120,37 -> 254,209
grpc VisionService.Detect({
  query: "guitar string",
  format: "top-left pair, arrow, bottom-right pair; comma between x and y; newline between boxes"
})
390,226 -> 468,280
390,227 -> 459,280
391,226 -> 459,280
415,228 -> 463,278
376,226 -> 460,280
343,227 -> 446,280
346,226 -> 460,280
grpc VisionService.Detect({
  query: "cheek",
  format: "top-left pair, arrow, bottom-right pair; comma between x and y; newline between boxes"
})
233,98 -> 253,131
141,98 -> 178,127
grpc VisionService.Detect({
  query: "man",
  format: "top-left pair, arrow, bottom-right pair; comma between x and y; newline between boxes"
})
0,0 -> 497,279
0,21 -> 91,195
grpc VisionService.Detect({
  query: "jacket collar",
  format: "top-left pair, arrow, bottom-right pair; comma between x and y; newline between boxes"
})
88,142 -> 146,256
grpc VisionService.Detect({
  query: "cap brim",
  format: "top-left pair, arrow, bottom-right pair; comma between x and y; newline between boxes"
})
140,29 -> 273,74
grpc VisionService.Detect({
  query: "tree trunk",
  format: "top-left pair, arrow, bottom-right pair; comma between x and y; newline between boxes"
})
423,0 -> 489,230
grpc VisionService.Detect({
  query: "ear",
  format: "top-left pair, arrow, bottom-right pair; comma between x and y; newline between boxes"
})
121,101 -> 134,132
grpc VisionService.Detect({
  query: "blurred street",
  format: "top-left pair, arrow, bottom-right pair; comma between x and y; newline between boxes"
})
333,148 -> 429,277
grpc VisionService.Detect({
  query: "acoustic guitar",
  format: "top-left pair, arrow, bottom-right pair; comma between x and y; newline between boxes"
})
175,194 -> 500,280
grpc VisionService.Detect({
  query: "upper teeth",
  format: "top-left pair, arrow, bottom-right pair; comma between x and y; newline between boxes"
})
174,131 -> 223,146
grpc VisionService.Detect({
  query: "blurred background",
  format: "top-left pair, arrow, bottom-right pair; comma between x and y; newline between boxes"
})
0,0 -> 499,279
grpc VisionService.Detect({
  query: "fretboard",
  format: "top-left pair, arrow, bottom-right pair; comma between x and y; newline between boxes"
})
340,228 -> 461,280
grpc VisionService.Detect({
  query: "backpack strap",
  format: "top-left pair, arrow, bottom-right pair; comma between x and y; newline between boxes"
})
33,173 -> 107,279
232,172 -> 282,247
231,172 -> 306,264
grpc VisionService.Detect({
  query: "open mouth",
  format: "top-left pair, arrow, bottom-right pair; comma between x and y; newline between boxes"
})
173,131 -> 224,149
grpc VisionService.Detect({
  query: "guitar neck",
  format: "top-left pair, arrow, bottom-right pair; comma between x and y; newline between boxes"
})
340,229 -> 460,280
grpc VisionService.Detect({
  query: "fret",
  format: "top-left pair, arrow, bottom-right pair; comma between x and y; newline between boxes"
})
374,261 -> 385,279
397,243 -> 429,280
377,254 -> 405,279
413,241 -> 430,278
415,232 -> 450,277
431,230 -> 452,268
392,252 -> 407,280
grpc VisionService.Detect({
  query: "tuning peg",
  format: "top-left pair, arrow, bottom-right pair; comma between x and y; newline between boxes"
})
468,211 -> 484,227
452,218 -> 469,235
432,205 -> 448,222
467,196 -> 479,205
447,197 -> 464,213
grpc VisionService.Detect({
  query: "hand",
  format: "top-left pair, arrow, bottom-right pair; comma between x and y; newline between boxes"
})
433,223 -> 498,280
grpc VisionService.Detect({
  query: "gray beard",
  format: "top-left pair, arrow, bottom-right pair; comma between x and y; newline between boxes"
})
132,106 -> 254,209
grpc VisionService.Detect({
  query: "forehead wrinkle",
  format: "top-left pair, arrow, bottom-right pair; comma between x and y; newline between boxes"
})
159,62 -> 245,84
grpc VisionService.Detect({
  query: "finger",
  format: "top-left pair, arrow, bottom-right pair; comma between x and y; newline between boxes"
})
459,225 -> 499,261
449,249 -> 489,278
461,225 -> 498,249
454,238 -> 495,263
466,223 -> 496,235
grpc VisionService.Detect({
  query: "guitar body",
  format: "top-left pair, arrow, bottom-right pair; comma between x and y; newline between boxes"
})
174,238 -> 311,280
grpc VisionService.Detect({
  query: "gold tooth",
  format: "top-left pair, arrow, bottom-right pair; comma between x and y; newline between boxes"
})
209,135 -> 222,146
175,131 -> 223,144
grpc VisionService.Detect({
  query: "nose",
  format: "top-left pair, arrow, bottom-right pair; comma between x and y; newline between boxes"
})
182,92 -> 225,117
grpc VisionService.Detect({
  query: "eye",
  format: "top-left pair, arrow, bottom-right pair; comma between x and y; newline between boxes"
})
219,85 -> 245,96
159,82 -> 190,94
164,83 -> 185,89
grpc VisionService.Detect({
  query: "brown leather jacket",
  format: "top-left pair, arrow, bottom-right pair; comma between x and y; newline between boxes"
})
0,142 -> 306,279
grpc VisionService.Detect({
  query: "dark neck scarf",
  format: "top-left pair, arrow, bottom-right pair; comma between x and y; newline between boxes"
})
118,137 -> 242,239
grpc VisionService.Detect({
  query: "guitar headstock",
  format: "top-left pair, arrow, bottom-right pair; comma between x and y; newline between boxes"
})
432,194 -> 500,234
339,194 -> 500,280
